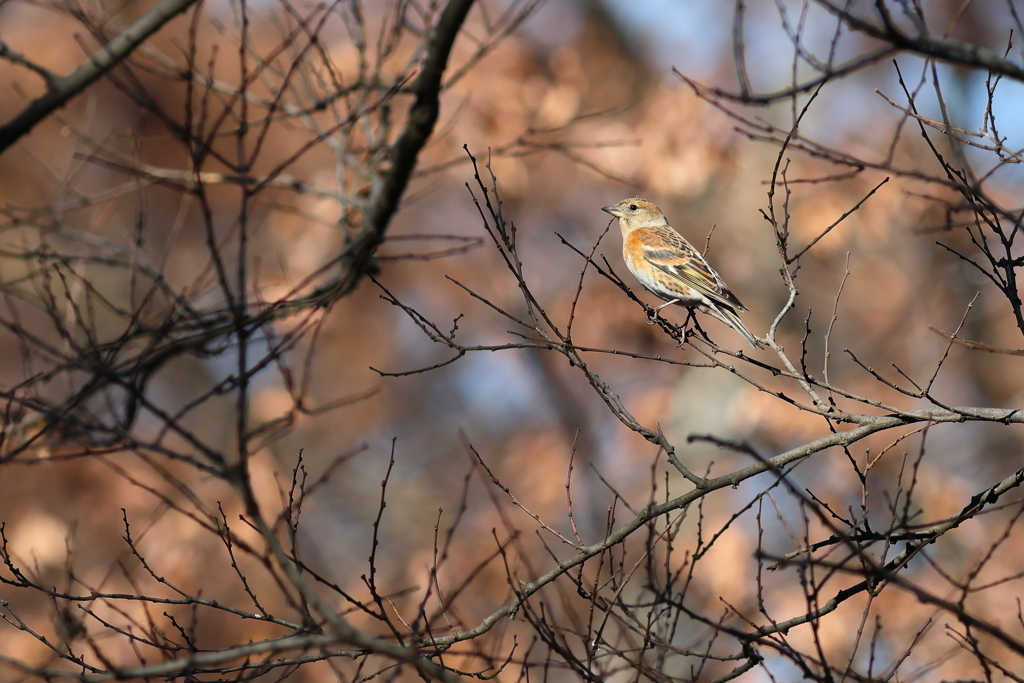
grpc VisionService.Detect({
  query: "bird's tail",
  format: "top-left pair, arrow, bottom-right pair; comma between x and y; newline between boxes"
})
704,302 -> 762,349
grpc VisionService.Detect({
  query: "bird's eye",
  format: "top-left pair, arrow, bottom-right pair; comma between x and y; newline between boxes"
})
629,204 -> 638,211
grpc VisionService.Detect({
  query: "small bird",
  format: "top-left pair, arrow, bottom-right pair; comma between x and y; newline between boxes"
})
602,198 -> 761,349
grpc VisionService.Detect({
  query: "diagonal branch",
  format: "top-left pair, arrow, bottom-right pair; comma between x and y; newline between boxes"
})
817,0 -> 1024,82
332,0 -> 476,298
0,0 -> 202,153
401,404 -> 1024,653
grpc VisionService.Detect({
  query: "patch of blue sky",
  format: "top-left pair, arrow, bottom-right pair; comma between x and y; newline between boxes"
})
604,0 -> 732,78
451,350 -> 546,424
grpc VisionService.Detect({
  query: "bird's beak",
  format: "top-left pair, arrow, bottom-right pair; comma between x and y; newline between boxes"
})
601,205 -> 623,218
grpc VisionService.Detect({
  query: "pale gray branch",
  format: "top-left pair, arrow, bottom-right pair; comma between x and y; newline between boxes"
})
0,0 -> 201,152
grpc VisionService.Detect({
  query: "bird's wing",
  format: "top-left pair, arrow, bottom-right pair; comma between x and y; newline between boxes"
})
640,228 -> 747,311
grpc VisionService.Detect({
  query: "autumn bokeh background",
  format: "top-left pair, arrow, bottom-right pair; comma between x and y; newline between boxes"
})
0,0 -> 1023,680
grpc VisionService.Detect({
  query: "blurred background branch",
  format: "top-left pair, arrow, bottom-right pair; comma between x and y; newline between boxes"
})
0,0 -> 1024,682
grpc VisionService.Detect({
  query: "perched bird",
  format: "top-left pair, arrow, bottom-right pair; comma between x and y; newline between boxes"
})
602,198 -> 761,349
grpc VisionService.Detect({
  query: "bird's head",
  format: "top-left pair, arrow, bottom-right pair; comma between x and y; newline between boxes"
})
601,198 -> 668,229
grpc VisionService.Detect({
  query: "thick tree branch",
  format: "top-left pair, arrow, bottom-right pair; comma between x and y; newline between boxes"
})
0,0 -> 201,152
818,0 -> 1024,82
331,0 -> 475,297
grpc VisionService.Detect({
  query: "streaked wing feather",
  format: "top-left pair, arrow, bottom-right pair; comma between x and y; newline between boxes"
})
642,241 -> 747,311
